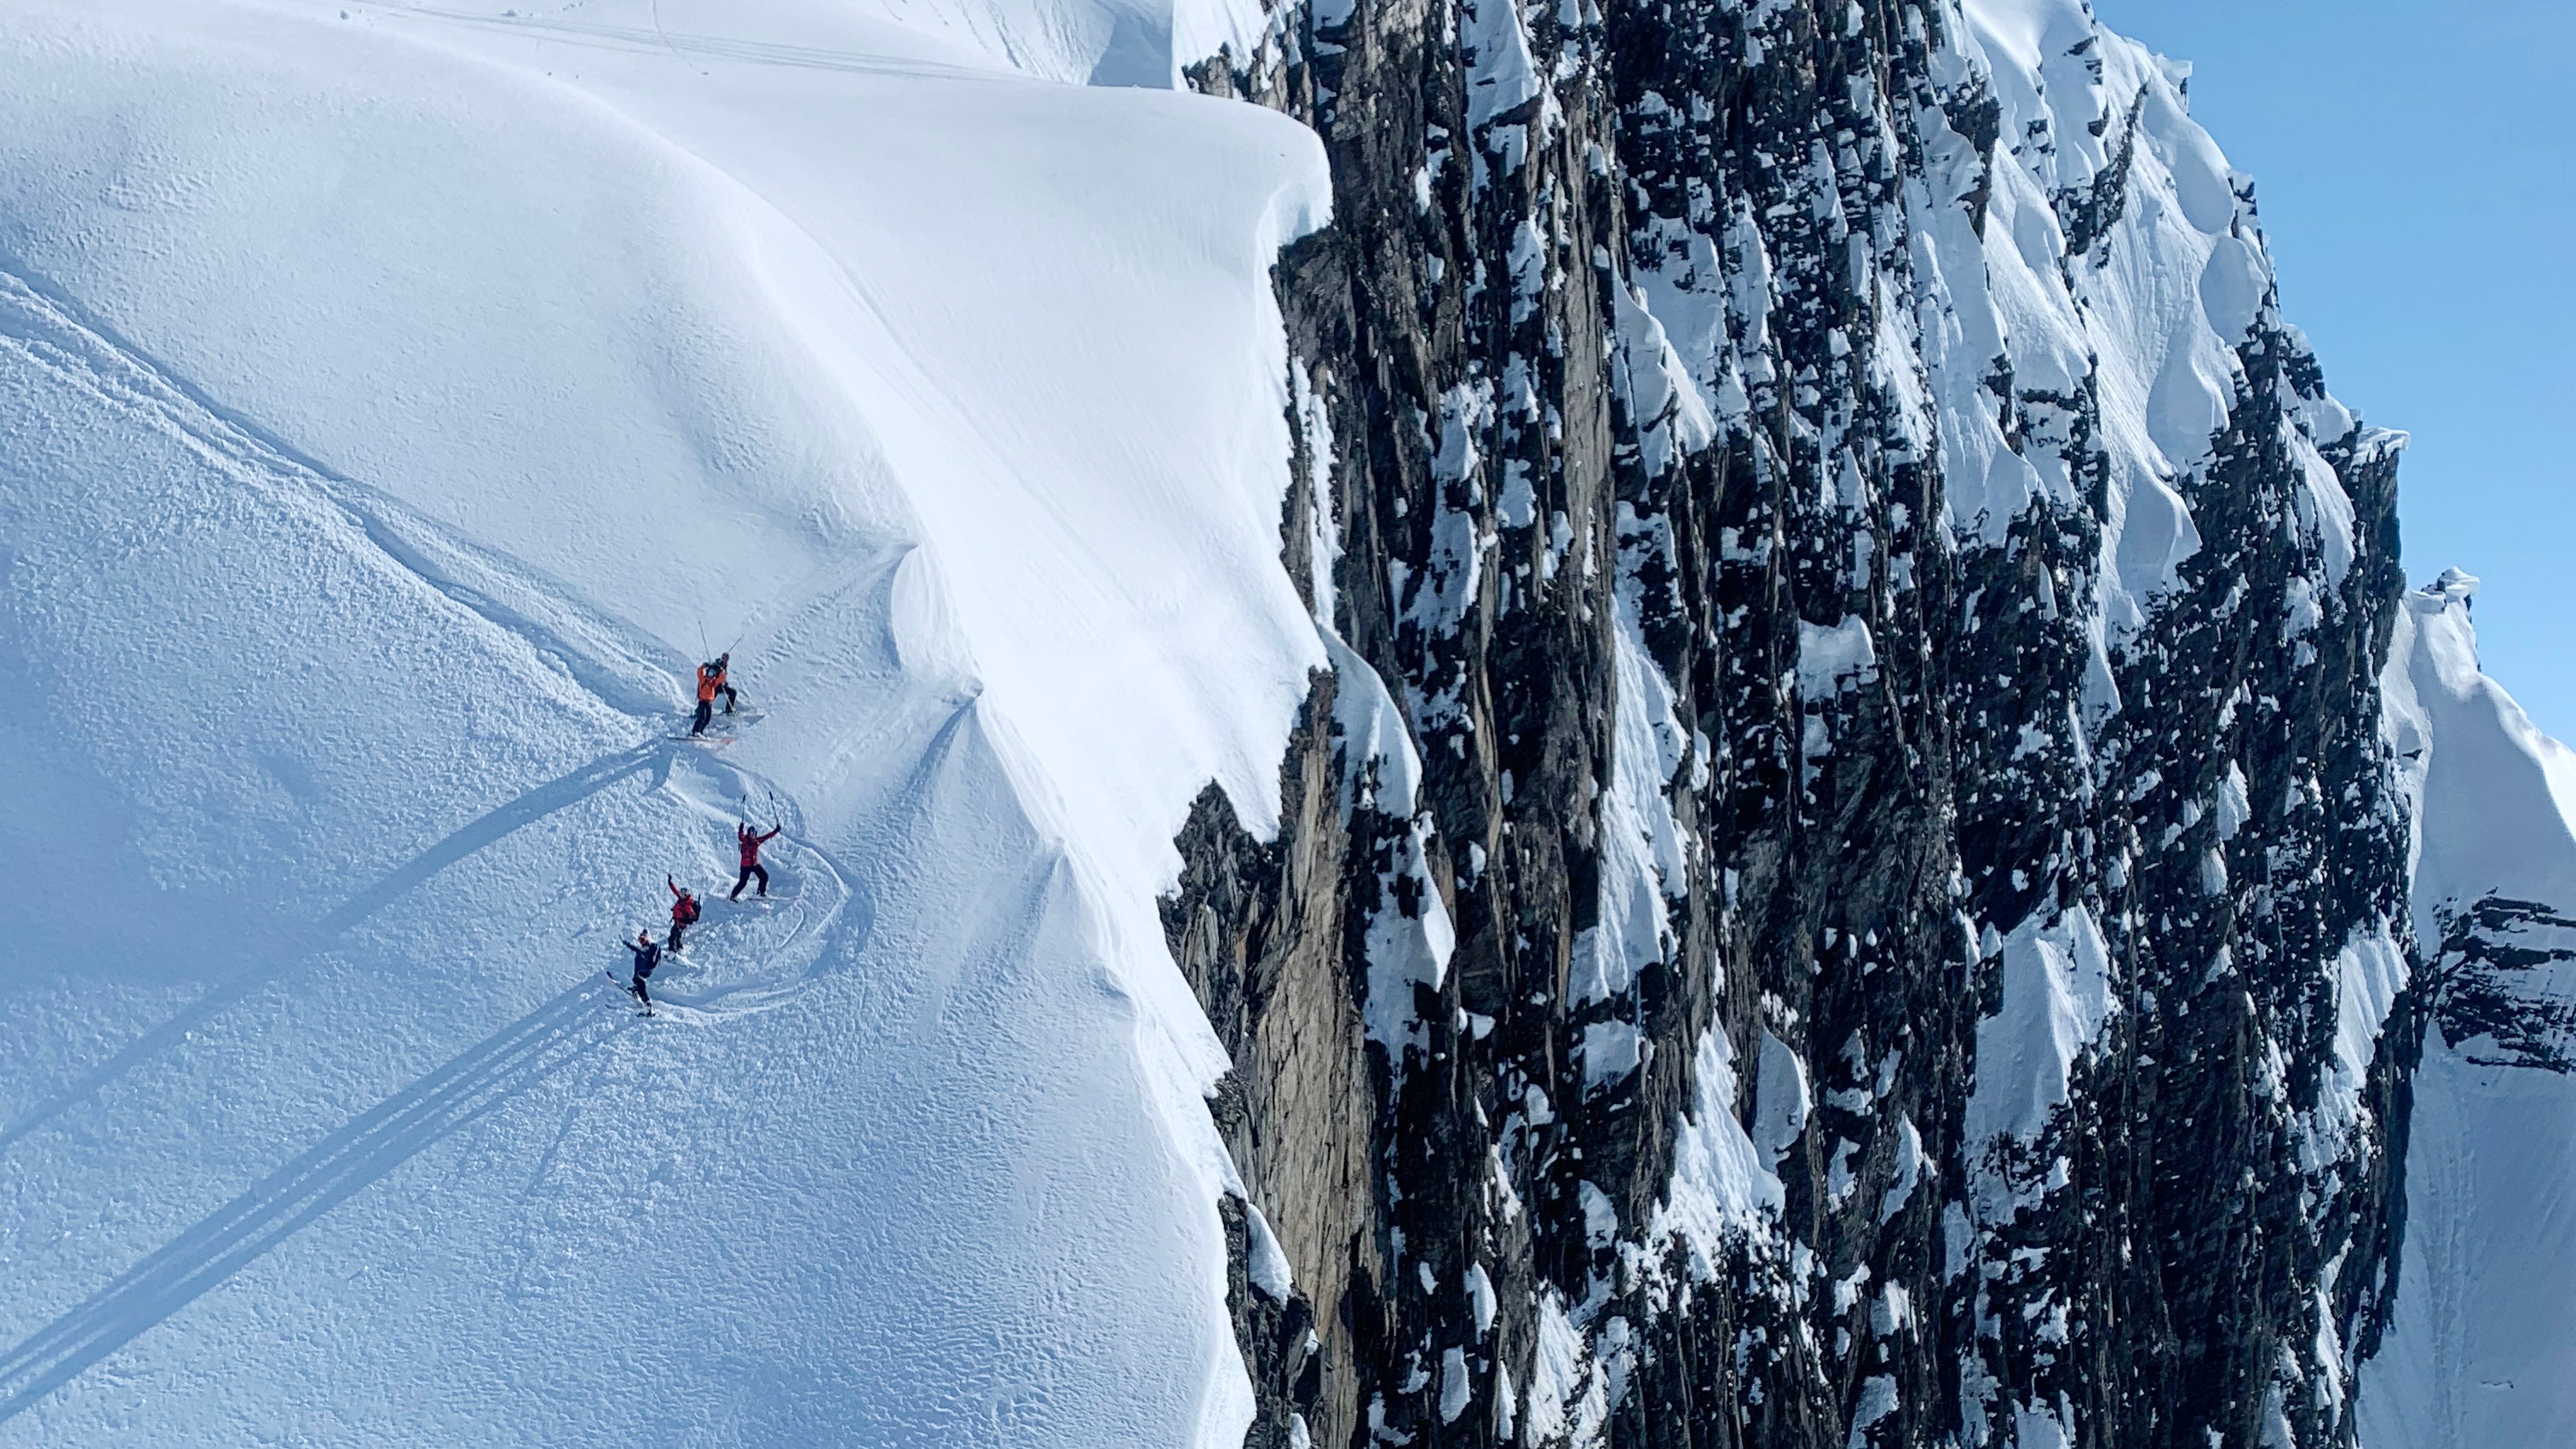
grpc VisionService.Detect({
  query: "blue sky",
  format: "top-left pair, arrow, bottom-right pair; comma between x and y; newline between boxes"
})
2088,0 -> 2576,738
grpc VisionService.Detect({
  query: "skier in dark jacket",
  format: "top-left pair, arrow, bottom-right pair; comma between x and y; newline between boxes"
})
667,877 -> 702,952
731,821 -> 782,900
626,929 -> 664,1012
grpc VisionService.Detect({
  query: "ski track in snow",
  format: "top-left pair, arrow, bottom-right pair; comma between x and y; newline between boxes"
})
0,253 -> 869,1415
0,0 -> 1329,1440
0,267 -> 677,724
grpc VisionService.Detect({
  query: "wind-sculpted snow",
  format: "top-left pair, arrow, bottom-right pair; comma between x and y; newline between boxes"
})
2359,579 -> 2576,1445
0,1 -> 1329,1442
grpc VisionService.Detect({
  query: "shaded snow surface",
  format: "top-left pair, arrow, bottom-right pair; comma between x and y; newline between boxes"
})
0,0 -> 1328,1442
2360,583 -> 2576,1445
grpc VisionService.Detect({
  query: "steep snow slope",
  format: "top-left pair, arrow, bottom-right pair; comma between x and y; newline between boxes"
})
2363,578 -> 2576,1445
0,0 -> 1325,1442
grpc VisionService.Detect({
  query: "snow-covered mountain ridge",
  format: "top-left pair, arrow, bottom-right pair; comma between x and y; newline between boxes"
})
0,0 -> 2567,1446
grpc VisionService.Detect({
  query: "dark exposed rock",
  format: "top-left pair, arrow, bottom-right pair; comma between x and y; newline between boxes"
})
2421,896 -> 2576,1075
1170,3 -> 2421,1444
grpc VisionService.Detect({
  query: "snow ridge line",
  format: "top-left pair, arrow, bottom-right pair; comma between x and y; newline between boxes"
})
377,3 -> 995,81
0,258 -> 682,720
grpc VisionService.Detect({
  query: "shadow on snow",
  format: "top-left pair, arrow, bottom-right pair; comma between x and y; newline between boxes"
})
0,740 -> 669,1157
0,980 -> 624,1422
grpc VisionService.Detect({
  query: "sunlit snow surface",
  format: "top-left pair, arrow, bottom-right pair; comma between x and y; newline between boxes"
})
2362,579 -> 2576,1445
7,0 -> 2569,1440
0,0 -> 1325,1442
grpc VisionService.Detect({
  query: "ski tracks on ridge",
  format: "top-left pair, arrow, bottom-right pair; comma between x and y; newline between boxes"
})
0,255 -> 887,1423
0,262 -> 680,719
0,256 -> 865,1014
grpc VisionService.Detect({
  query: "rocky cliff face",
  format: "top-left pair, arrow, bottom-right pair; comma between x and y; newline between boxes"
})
1168,1 -> 2418,1444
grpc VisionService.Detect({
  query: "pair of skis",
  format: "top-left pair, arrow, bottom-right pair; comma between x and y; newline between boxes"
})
601,968 -> 654,1017
669,706 -> 767,745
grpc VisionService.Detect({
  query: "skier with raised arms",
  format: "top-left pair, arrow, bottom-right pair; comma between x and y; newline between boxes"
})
625,929 -> 663,1014
732,820 -> 782,900
666,876 -> 702,953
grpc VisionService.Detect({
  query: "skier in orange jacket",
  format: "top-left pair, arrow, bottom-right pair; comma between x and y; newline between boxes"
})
691,653 -> 735,736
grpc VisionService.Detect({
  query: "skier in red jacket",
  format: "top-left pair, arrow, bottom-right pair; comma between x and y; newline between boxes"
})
732,821 -> 782,900
666,876 -> 702,952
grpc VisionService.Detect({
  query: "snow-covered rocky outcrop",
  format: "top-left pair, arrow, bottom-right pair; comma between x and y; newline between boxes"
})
1171,0 -> 2501,1446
